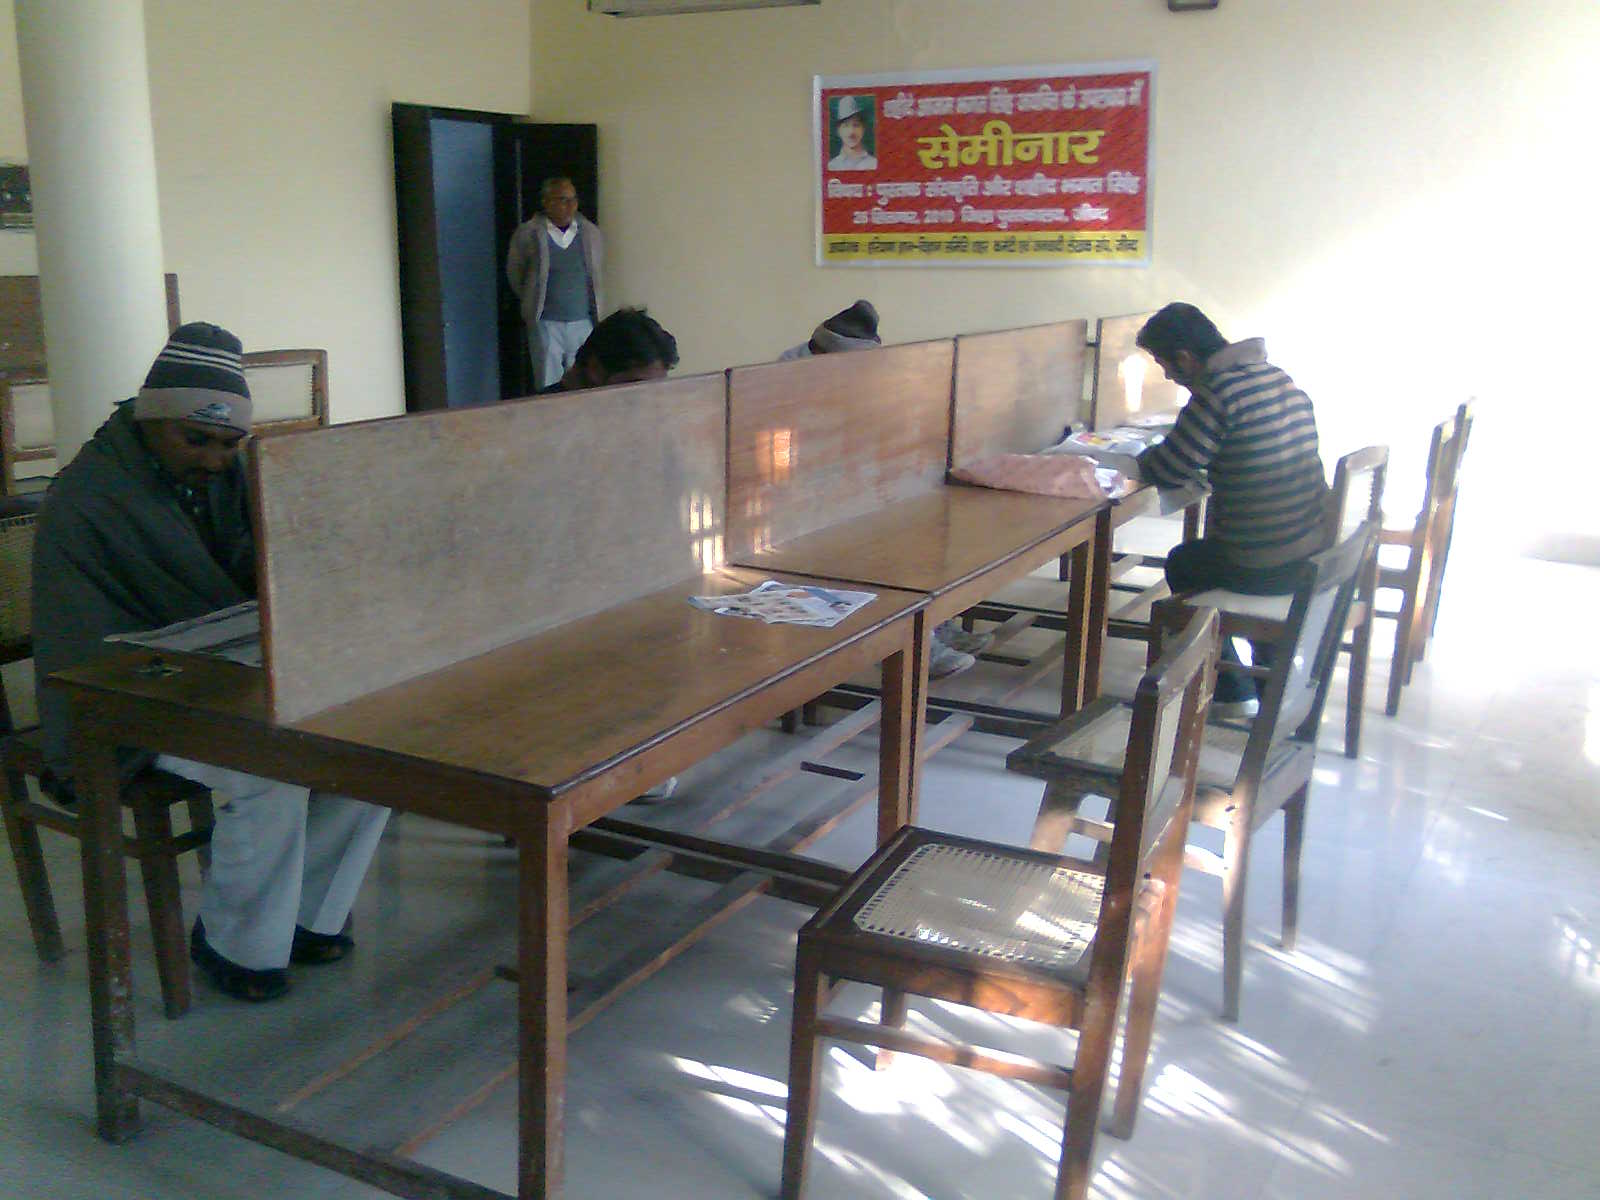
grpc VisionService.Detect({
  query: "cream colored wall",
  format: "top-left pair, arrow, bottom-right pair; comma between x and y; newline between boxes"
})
532,0 -> 1600,547
2,0 -> 531,423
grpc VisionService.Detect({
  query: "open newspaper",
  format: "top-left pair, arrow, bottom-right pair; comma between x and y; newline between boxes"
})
105,600 -> 263,667
689,580 -> 876,628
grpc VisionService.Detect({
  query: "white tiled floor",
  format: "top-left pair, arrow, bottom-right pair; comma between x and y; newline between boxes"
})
1,548 -> 1595,1199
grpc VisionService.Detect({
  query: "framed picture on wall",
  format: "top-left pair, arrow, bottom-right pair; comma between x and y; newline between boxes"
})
0,164 -> 32,230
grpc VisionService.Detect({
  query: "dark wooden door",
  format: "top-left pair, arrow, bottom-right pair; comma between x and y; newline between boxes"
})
393,104 -> 598,410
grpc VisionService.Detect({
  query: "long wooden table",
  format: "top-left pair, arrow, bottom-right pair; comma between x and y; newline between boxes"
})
732,483 -> 1108,739
62,566 -> 927,1200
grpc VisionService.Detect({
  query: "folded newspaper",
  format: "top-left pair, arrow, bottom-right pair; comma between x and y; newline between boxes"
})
105,600 -> 263,667
689,580 -> 876,628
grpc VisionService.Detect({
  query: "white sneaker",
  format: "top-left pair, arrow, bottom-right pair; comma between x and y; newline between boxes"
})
934,619 -> 993,656
635,776 -> 679,802
928,639 -> 976,679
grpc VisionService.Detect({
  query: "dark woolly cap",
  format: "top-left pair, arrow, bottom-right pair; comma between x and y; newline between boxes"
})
133,322 -> 252,433
811,299 -> 880,353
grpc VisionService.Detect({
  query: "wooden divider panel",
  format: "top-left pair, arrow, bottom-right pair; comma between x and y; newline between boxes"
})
950,320 -> 1089,468
1092,312 -> 1186,430
253,373 -> 727,722
726,340 -> 955,559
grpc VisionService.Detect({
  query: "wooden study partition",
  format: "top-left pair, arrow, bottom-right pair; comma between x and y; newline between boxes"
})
253,374 -> 727,723
62,366 -> 930,1200
1092,312 -> 1186,430
949,319 -> 1090,469
726,340 -> 954,560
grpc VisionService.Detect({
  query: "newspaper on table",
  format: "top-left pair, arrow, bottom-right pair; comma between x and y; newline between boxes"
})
105,600 -> 263,667
689,580 -> 876,628
1045,423 -> 1169,480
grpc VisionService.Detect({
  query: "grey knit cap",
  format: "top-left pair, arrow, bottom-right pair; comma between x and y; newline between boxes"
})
132,322 -> 252,433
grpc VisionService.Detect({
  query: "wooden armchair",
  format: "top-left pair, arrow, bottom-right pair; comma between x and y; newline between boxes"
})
1326,447 -> 1389,757
0,504 -> 214,1018
0,347 -> 329,498
780,610 -> 1219,1200
1015,522 -> 1374,1021
243,348 -> 329,436
0,372 -> 56,497
1378,403 -> 1471,715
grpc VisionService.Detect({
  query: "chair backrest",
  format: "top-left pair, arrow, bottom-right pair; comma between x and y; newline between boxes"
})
1,273 -> 181,375
0,346 -> 329,494
1408,409 -> 1466,544
245,348 -> 329,436
1326,445 -> 1388,547
1253,518 -> 1378,753
0,373 -> 56,495
1114,608 -> 1220,881
0,507 -> 36,661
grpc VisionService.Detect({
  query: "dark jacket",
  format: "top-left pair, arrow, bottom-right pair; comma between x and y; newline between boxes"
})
32,403 -> 255,777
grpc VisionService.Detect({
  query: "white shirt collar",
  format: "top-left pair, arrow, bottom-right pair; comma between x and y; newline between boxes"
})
547,220 -> 579,250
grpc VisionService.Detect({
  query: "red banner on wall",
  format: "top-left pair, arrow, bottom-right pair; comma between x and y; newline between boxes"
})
814,62 -> 1153,267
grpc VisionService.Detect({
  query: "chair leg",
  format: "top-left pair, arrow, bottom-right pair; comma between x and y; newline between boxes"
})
780,944 -> 827,1200
186,791 -> 215,877
1056,993 -> 1119,1200
1030,782 -> 1090,854
874,987 -> 908,1070
801,701 -> 821,727
1281,784 -> 1308,954
1108,895 -> 1176,1140
2,771 -> 65,961
1220,808 -> 1252,1022
1385,581 -> 1419,718
1345,564 -> 1376,758
129,799 -> 192,1020
780,709 -> 800,735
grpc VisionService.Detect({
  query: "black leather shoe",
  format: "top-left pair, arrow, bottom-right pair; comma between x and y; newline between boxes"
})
190,919 -> 289,1002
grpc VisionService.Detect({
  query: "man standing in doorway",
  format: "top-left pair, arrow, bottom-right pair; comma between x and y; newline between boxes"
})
506,176 -> 604,391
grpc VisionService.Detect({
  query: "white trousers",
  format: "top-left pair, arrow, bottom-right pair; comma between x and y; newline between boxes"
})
156,756 -> 391,971
530,317 -> 593,390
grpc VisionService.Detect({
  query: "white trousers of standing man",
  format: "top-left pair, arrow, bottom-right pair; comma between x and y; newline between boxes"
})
531,317 -> 593,390
156,756 -> 391,971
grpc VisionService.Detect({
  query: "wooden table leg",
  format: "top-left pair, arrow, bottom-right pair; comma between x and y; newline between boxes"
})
71,710 -> 141,1142
1061,541 -> 1091,716
518,802 -> 569,1200
876,615 -> 926,843
1082,509 -> 1113,706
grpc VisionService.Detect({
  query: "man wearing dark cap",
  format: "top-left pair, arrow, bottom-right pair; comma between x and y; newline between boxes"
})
32,323 -> 390,1002
779,299 -> 881,361
543,306 -> 679,392
778,301 -> 980,676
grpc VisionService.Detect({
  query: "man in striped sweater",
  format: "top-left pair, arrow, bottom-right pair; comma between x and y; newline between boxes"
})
1134,303 -> 1329,714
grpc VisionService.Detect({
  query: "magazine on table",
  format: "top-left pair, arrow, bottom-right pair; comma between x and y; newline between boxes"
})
689,580 -> 876,628
105,600 -> 263,667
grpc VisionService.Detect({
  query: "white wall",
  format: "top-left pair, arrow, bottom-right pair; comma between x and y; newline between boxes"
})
2,0 -> 531,423
531,0 -> 1600,550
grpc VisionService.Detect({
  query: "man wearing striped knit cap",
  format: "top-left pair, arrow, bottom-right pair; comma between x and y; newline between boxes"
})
33,322 -> 391,1002
1134,303 -> 1329,717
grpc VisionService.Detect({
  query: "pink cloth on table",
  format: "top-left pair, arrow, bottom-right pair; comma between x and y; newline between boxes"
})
951,453 -> 1129,500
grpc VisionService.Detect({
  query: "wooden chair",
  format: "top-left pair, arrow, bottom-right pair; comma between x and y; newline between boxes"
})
244,348 -> 330,436
0,372 -> 56,497
0,505 -> 215,1019
1015,522 -> 1374,1021
1377,403 -> 1471,714
780,610 -> 1220,1200
1325,447 -> 1389,758
0,346 -> 328,498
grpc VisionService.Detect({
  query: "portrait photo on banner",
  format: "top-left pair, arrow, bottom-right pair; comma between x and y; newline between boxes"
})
813,60 -> 1154,269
